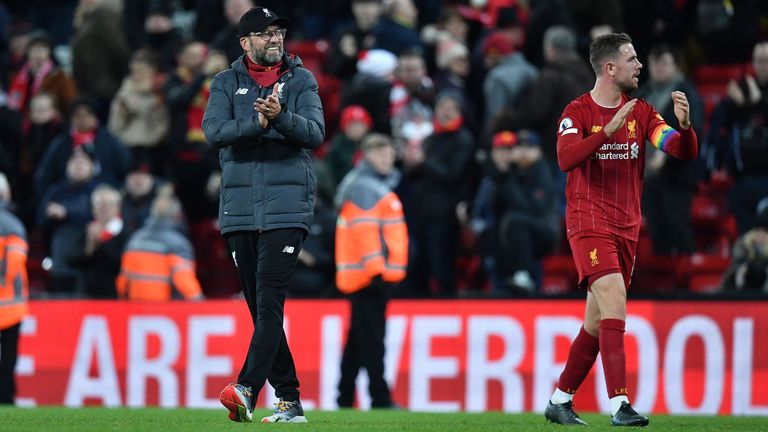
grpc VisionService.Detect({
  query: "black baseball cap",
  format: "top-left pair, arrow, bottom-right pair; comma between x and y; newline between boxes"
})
238,7 -> 290,38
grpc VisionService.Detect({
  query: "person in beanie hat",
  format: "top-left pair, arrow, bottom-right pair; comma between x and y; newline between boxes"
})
203,5 -> 325,424
326,105 -> 373,186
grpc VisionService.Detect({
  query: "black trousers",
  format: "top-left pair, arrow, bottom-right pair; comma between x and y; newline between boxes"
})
337,280 -> 392,408
642,176 -> 695,255
497,215 -> 556,281
0,323 -> 20,404
227,229 -> 305,406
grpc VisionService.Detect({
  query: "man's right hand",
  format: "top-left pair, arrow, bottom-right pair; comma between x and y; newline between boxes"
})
604,99 -> 638,136
46,202 -> 67,220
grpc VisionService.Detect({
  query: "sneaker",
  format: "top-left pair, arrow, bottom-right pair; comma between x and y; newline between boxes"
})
545,401 -> 588,426
261,399 -> 308,423
219,383 -> 253,422
611,401 -> 649,427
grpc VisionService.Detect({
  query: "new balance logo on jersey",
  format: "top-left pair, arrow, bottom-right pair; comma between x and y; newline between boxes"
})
282,246 -> 295,254
630,142 -> 639,159
235,88 -> 249,95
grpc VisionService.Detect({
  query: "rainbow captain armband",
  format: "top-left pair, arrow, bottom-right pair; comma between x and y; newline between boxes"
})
649,124 -> 679,153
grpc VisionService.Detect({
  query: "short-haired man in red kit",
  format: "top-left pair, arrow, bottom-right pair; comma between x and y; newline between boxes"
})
544,33 -> 698,427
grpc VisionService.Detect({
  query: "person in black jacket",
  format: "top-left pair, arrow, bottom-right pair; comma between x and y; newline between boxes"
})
164,42 -> 228,222
34,97 -> 131,200
635,44 -> 704,255
202,6 -> 324,424
402,89 -> 474,296
485,130 -> 559,294
324,0 -> 383,81
70,184 -> 128,299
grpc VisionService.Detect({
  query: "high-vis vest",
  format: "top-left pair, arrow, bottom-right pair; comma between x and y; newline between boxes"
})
116,218 -> 202,301
0,206 -> 28,330
335,166 -> 408,293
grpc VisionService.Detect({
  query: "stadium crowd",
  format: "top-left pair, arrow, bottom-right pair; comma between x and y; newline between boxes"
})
1,0 -> 768,299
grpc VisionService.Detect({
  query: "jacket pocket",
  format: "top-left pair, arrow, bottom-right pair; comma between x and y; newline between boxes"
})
222,186 -> 252,216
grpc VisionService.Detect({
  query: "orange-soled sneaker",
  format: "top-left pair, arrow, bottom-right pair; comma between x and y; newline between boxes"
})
219,383 -> 253,422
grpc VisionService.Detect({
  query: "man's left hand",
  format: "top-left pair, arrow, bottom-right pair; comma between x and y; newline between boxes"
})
671,91 -> 691,130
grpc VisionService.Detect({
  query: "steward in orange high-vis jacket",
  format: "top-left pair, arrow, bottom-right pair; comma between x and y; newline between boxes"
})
0,173 -> 28,404
116,194 -> 203,301
334,134 -> 406,409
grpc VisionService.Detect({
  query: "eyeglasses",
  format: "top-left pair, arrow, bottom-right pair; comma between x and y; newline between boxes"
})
248,28 -> 287,41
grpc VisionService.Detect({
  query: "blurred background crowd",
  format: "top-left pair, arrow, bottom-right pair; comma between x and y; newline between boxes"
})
1,0 -> 768,300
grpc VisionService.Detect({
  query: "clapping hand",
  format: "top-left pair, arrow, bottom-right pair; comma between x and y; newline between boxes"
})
255,83 -> 283,128
604,99 -> 637,136
671,91 -> 691,129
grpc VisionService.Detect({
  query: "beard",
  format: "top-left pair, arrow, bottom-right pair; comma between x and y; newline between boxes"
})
251,44 -> 283,66
618,76 -> 638,93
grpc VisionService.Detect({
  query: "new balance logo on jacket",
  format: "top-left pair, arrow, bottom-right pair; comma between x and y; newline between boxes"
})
282,246 -> 295,254
235,88 -> 249,95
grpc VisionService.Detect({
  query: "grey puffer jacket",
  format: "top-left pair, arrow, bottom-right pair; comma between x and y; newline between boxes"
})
202,53 -> 325,234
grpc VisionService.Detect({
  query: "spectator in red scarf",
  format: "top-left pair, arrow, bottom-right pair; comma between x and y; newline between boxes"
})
8,92 -> 65,227
164,42 -> 228,223
6,31 -> 76,119
70,184 -> 128,298
34,97 -> 131,200
402,90 -> 476,296
390,49 -> 435,146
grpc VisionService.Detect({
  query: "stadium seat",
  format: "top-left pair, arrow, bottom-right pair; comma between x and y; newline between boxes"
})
632,255 -> 688,293
26,228 -> 50,296
285,39 -> 330,78
691,193 -> 728,225
699,171 -> 734,194
697,82 -> 728,125
317,74 -> 342,135
188,219 -> 240,298
694,63 -> 747,129
690,177 -> 737,256
541,255 -> 577,295
687,253 -> 730,293
693,64 -> 745,84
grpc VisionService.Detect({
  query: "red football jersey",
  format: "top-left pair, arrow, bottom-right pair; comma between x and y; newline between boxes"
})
556,92 -> 698,241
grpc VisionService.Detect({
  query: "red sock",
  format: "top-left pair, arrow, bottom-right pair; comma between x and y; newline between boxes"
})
599,319 -> 628,398
557,327 -> 600,393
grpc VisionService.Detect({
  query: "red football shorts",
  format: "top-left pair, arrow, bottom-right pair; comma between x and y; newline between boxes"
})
568,231 -> 637,290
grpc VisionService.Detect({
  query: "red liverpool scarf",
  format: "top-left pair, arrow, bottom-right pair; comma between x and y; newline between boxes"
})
245,55 -> 284,88
7,59 -> 54,112
71,128 -> 96,149
432,115 -> 464,134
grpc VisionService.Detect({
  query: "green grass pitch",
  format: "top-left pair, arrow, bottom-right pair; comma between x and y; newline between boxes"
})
1,407 -> 766,431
